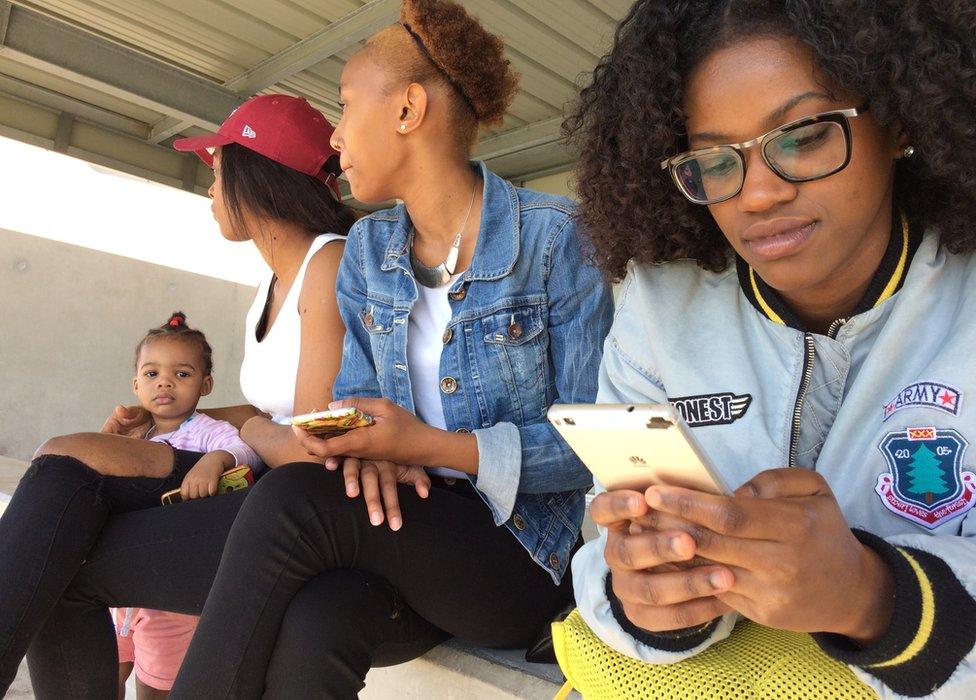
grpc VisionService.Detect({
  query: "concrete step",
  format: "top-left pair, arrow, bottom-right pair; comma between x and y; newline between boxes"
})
9,661 -> 33,698
12,646 -> 570,699
0,456 -> 26,501
364,640 -> 567,699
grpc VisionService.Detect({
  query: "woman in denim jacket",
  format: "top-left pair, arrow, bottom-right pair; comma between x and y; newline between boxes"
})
164,2 -> 613,696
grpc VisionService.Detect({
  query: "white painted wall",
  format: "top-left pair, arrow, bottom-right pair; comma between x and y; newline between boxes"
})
523,170 -> 573,198
0,228 -> 257,461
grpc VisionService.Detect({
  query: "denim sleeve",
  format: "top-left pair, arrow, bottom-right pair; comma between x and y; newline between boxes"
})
473,217 -> 614,522
332,222 -> 382,401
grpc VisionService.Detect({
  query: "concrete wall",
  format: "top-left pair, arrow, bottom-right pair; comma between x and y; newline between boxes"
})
0,228 -> 256,461
523,170 -> 573,198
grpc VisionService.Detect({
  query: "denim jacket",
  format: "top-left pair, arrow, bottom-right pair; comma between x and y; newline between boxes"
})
333,162 -> 614,582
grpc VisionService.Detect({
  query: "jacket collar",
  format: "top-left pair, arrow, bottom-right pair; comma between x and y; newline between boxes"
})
736,211 -> 922,331
381,161 -> 521,282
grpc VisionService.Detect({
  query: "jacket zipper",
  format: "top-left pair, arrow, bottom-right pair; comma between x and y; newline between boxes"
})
827,318 -> 847,339
788,333 -> 816,467
788,319 -> 845,466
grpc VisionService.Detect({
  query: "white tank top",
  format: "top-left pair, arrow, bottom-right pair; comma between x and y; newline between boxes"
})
239,233 -> 344,424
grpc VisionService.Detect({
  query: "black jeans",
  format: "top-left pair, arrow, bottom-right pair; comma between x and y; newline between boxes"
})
5,455 -> 574,698
0,450 -> 232,695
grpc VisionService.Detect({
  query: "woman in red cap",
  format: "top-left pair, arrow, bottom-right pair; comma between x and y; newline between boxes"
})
0,94 -> 358,697
107,93 -> 358,469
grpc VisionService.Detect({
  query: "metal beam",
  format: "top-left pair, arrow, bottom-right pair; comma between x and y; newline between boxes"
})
0,2 -> 243,130
52,111 -> 73,152
0,101 -> 211,196
474,116 -> 565,162
0,72 -> 149,139
149,0 -> 399,143
226,0 -> 398,94
515,162 -> 575,185
0,2 -> 10,46
180,155 -> 200,193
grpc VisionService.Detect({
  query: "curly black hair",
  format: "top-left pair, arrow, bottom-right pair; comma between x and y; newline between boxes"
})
564,0 -> 976,280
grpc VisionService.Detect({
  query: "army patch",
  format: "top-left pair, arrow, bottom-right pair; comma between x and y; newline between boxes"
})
882,381 -> 961,422
669,392 -> 752,428
876,427 -> 976,529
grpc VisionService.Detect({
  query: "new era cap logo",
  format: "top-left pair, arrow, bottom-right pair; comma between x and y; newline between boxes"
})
241,125 -> 257,138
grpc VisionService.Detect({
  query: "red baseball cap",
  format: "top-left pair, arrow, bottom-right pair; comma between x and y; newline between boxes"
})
173,94 -> 341,199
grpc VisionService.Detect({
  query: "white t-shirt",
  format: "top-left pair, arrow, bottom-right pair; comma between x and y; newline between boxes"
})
239,233 -> 344,424
407,276 -> 467,480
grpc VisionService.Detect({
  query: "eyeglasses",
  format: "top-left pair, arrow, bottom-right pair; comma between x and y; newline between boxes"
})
660,104 -> 868,205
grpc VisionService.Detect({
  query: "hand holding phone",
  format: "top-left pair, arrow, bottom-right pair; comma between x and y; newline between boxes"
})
161,465 -> 254,505
548,403 -> 730,495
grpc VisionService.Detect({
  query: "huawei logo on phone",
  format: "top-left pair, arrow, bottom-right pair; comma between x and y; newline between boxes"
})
628,455 -> 647,466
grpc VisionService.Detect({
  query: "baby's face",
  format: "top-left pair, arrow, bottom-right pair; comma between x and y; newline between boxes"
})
133,337 -> 212,421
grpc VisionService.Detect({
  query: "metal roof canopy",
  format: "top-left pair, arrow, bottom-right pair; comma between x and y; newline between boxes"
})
0,0 -> 626,201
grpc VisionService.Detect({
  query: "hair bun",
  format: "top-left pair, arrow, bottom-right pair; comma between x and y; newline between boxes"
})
400,0 -> 519,125
166,311 -> 187,329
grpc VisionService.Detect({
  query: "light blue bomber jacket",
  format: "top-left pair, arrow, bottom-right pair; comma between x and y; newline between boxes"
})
573,224 -> 976,698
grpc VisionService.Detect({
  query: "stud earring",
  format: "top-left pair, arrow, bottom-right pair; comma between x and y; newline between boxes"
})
903,145 -> 915,158
399,124 -> 407,132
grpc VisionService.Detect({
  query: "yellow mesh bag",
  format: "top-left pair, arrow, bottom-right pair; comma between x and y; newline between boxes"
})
551,609 -> 878,700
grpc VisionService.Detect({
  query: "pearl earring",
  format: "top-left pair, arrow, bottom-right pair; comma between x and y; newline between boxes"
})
399,124 -> 407,132
903,145 -> 915,158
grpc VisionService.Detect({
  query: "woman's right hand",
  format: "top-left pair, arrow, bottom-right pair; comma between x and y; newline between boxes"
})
100,404 -> 152,438
334,458 -> 430,532
591,490 -> 733,632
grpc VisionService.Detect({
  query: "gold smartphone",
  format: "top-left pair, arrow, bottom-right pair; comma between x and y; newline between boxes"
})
160,464 -> 254,505
547,403 -> 730,494
291,406 -> 374,438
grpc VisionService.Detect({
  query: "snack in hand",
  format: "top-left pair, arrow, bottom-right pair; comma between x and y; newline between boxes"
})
291,407 -> 374,438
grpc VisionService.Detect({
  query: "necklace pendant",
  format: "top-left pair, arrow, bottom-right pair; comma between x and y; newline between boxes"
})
410,247 -> 452,288
443,233 -> 462,275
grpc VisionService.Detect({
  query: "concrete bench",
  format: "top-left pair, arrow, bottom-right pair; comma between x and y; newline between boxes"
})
10,646 -> 571,700
364,640 -> 567,699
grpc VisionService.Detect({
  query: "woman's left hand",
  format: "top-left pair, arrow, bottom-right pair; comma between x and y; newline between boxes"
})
293,398 -> 431,468
339,457 -> 430,531
643,468 -> 894,642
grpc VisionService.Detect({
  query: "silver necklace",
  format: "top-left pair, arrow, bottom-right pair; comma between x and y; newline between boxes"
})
410,180 -> 477,288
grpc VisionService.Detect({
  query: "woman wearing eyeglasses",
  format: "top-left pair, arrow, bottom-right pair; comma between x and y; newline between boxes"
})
566,1 -> 976,698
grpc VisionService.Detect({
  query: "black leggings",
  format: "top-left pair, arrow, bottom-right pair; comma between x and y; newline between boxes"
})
3,453 -> 573,698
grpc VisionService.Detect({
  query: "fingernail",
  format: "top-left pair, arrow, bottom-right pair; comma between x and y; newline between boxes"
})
390,517 -> 402,531
709,571 -> 728,590
370,511 -> 383,526
346,483 -> 357,496
629,522 -> 643,535
646,490 -> 663,508
669,536 -> 686,555
328,401 -> 340,409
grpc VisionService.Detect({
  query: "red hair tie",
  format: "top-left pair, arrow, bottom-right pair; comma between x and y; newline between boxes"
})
168,315 -> 184,328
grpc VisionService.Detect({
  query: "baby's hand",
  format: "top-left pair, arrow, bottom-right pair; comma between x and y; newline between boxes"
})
181,451 -> 234,501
